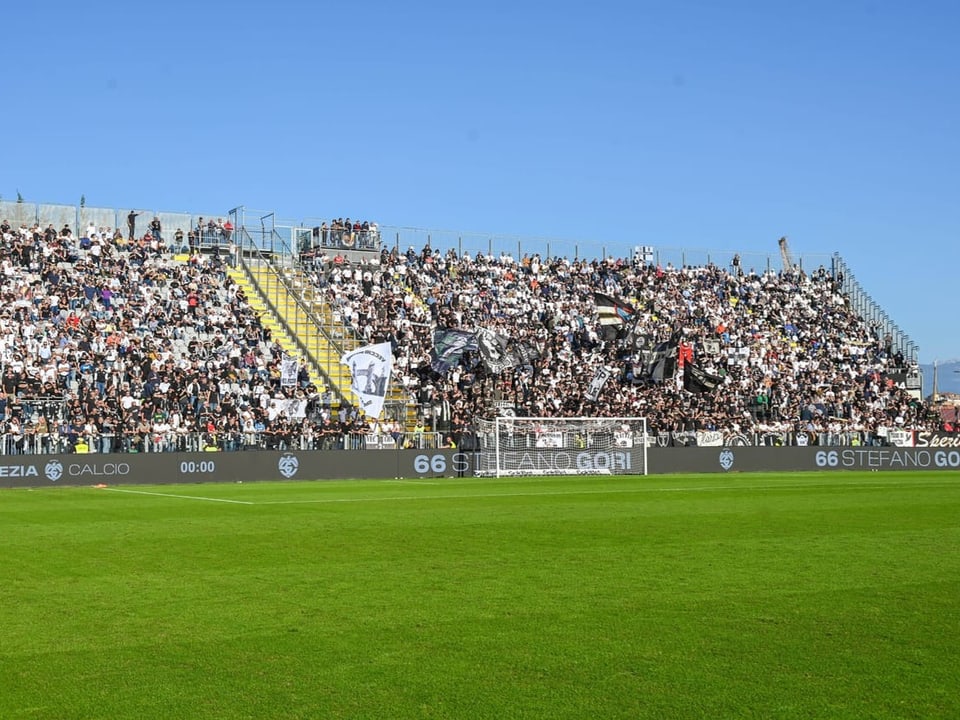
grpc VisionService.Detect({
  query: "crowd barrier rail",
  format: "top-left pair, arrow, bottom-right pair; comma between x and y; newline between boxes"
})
0,431 -> 448,456
2,428 -> 956,458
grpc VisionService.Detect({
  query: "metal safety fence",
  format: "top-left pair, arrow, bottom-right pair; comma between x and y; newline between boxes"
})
0,430 -> 448,456
2,427 -> 953,457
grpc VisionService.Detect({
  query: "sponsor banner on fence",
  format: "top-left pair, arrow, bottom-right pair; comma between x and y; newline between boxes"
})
883,430 -> 960,448
0,450 -> 476,489
912,431 -> 960,448
3,446 -> 959,489
647,446 -> 960,474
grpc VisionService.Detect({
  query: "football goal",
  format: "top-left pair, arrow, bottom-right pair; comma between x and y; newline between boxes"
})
474,416 -> 648,477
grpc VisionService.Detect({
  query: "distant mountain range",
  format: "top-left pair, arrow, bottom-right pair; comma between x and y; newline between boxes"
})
919,360 -> 960,397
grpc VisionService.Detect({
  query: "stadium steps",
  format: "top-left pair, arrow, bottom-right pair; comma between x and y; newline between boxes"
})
232,260 -> 418,427
238,263 -> 352,389
226,266 -> 327,392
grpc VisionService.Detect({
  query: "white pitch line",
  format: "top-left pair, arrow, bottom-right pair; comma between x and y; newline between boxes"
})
102,487 -> 253,505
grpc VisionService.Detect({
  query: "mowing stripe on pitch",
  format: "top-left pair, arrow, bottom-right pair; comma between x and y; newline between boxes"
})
253,479 -> 956,506
384,479 -> 441,485
98,479 -> 956,507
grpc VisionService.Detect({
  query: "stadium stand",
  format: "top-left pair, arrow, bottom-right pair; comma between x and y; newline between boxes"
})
304,244 -> 938,447
0,203 -> 948,455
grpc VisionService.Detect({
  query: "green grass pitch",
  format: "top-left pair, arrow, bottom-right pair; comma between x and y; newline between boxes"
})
1,471 -> 958,719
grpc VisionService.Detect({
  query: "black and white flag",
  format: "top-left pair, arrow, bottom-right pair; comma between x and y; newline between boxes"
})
429,329 -> 478,373
341,341 -> 393,418
280,355 -> 299,388
585,366 -> 613,402
683,362 -> 722,394
477,328 -> 516,374
511,341 -> 542,367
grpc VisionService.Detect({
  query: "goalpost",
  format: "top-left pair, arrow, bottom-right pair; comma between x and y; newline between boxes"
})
474,417 -> 649,477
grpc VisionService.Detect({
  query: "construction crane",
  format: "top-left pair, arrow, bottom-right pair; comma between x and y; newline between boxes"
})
778,236 -> 794,271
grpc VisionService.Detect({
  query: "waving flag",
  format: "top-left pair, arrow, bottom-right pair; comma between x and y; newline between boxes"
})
683,362 -> 723,394
429,329 -> 478,373
585,366 -> 613,402
512,341 -> 542,367
644,335 -> 680,383
341,341 -> 393,418
594,292 -> 636,325
477,328 -> 515,374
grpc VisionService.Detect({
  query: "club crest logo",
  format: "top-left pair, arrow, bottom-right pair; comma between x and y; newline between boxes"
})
278,454 -> 299,479
45,460 -> 64,482
718,449 -> 735,471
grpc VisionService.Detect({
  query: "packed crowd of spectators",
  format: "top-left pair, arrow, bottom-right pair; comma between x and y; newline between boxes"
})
0,213 -> 944,455
0,219 -> 344,455
303,242 -> 941,446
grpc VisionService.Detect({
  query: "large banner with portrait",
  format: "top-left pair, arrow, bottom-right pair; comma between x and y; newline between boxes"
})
341,341 -> 393,418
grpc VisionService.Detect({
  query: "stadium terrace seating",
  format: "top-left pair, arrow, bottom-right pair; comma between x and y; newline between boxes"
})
0,216 -> 944,454
303,244 -> 937,446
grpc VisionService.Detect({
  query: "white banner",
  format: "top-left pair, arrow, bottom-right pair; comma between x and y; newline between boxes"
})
280,356 -> 299,388
696,430 -> 724,447
341,341 -> 393,419
535,431 -> 564,448
888,429 -> 914,447
278,398 -> 308,420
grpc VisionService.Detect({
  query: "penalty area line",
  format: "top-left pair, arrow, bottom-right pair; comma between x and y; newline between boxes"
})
102,487 -> 253,505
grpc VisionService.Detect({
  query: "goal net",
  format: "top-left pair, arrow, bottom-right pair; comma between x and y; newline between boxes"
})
474,416 -> 648,477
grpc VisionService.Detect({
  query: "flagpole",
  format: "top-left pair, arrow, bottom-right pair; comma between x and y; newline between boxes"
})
932,360 -> 939,405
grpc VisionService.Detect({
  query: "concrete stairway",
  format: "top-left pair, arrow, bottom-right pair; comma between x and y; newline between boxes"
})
226,264 -> 324,390
231,258 -> 417,426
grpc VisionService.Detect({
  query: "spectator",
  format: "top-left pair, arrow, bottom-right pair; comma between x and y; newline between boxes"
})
150,217 -> 162,245
127,210 -> 139,241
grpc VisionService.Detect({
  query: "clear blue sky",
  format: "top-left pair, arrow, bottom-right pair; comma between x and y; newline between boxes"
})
4,0 -> 958,362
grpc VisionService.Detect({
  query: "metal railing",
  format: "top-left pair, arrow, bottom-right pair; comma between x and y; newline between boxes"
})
0,199 -> 222,250
235,226 -> 350,391
0,431 -> 446,455
1,197 -> 844,273
832,254 -> 917,362
233,227 -> 412,423
2,427 -> 952,457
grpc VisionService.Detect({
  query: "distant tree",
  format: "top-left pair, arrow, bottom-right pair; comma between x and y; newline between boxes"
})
80,194 -> 86,208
